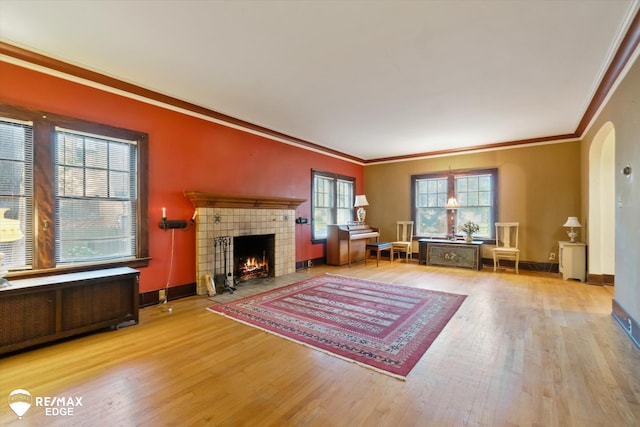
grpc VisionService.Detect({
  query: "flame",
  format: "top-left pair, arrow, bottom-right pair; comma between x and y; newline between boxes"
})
240,256 -> 269,273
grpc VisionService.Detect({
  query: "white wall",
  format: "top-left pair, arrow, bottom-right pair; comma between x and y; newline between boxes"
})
584,50 -> 640,323
588,122 -> 615,276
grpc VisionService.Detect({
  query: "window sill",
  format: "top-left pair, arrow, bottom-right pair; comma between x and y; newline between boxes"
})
4,257 -> 151,281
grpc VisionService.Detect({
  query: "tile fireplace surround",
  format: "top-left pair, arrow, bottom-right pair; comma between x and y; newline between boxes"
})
185,192 -> 306,295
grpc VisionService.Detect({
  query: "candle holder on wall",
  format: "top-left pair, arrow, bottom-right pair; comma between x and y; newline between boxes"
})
159,218 -> 188,230
159,208 -> 196,230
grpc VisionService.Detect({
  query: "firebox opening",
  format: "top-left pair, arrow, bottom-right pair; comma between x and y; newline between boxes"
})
233,234 -> 275,283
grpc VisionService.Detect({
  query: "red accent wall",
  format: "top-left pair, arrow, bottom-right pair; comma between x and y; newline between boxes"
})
0,62 -> 364,292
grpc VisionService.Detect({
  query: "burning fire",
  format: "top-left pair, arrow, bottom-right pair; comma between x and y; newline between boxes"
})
239,253 -> 269,275
236,249 -> 271,282
242,257 -> 268,272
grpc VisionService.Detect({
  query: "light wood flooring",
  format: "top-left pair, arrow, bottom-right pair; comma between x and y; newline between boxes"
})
1,261 -> 639,426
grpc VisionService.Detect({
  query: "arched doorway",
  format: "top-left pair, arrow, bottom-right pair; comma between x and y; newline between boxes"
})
588,122 -> 615,277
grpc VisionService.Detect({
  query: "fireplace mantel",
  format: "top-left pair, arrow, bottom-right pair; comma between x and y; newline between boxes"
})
185,191 -> 306,210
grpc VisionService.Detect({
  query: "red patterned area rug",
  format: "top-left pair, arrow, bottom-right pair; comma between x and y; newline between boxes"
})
207,274 -> 466,380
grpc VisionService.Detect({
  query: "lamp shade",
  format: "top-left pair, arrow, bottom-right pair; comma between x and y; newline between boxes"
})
563,217 -> 581,228
445,197 -> 459,209
0,208 -> 23,243
354,195 -> 369,207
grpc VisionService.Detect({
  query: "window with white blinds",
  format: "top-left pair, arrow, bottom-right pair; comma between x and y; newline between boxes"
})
55,128 -> 137,263
0,118 -> 33,270
0,103 -> 148,274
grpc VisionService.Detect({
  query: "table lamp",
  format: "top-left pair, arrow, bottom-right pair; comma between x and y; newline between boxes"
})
563,216 -> 581,243
354,195 -> 369,223
446,197 -> 459,240
0,208 -> 24,288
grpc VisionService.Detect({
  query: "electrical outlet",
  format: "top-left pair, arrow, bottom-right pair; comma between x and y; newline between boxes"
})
307,260 -> 313,268
549,252 -> 556,260
628,319 -> 633,333
159,289 -> 166,302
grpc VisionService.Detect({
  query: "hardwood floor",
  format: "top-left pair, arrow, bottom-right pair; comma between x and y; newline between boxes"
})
1,262 -> 638,426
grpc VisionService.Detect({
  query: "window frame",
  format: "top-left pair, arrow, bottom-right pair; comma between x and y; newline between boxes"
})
311,169 -> 355,243
411,168 -> 498,241
0,103 -> 149,278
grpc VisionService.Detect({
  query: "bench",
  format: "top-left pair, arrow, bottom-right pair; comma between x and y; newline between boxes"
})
365,242 -> 393,266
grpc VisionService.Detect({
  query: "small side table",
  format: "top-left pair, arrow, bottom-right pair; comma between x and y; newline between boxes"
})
365,242 -> 392,266
559,241 -> 586,282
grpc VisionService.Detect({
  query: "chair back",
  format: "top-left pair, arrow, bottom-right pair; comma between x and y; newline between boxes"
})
495,222 -> 519,249
396,221 -> 414,243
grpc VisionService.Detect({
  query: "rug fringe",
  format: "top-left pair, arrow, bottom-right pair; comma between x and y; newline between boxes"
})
206,307 -> 407,381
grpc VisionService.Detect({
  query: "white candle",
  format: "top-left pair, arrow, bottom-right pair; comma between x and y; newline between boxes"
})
191,210 -> 198,221
162,207 -> 166,218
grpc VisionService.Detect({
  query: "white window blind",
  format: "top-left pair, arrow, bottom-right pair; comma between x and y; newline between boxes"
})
0,118 -> 33,269
55,127 -> 138,263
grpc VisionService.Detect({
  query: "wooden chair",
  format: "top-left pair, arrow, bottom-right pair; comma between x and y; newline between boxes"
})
493,222 -> 520,274
391,221 -> 414,262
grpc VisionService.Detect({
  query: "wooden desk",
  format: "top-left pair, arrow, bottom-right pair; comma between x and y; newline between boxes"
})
419,239 -> 483,270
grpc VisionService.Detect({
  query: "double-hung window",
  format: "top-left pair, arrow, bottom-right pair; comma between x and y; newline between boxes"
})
0,118 -> 33,270
311,170 -> 355,241
55,128 -> 138,263
412,168 -> 497,239
0,103 -> 148,274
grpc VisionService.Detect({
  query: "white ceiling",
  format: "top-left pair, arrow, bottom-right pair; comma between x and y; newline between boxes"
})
1,0 -> 638,161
